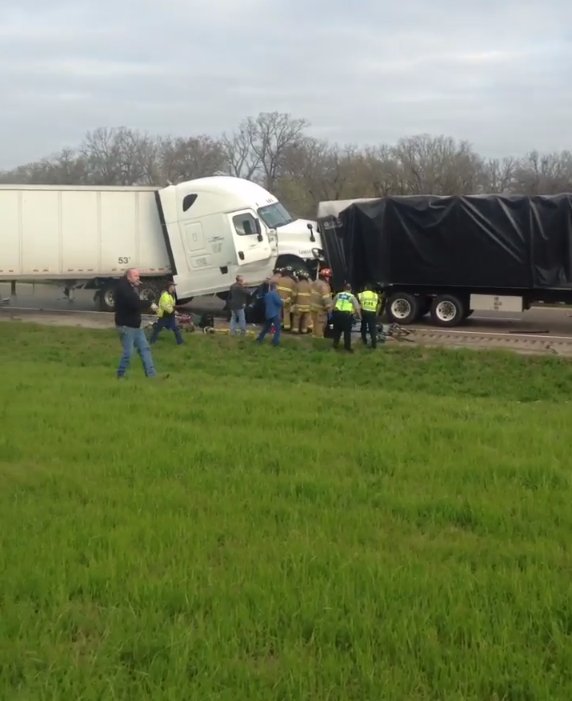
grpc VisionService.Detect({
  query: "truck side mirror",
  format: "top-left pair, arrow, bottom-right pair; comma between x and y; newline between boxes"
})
255,218 -> 263,241
307,222 -> 316,242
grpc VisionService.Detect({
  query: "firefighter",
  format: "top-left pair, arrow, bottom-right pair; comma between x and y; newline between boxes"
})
291,271 -> 312,334
276,267 -> 296,330
358,283 -> 381,348
270,267 -> 282,286
310,268 -> 333,338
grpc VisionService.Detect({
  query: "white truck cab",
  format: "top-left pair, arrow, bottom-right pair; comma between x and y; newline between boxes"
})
157,178 -> 279,298
183,177 -> 324,279
255,199 -> 324,275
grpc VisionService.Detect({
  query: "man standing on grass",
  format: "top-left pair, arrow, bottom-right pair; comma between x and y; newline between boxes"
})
331,283 -> 361,353
114,268 -> 158,378
256,282 -> 283,347
358,283 -> 382,349
228,275 -> 250,336
150,281 -> 184,345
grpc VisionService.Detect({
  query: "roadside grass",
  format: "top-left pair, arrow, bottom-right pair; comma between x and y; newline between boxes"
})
0,323 -> 571,700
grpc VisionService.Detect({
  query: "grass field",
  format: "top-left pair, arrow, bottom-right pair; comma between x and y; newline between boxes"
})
1,322 -> 571,700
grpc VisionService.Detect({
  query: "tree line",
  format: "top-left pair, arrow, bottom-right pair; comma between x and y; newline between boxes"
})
1,112 -> 571,218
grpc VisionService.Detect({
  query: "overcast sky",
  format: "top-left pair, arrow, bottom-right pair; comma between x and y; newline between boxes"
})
1,0 -> 571,168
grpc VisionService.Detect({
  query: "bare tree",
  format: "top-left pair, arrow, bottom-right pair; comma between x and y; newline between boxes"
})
483,157 -> 516,193
250,112 -> 309,190
81,127 -> 160,185
513,151 -> 572,195
222,121 -> 260,180
393,135 -> 484,195
3,120 -> 572,203
0,148 -> 89,185
222,112 -> 309,189
158,135 -> 227,184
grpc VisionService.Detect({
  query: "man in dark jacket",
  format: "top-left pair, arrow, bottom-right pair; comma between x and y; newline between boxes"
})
256,283 -> 283,346
228,275 -> 251,336
114,268 -> 157,378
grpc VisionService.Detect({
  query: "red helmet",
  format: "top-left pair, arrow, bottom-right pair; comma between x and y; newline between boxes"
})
319,267 -> 332,279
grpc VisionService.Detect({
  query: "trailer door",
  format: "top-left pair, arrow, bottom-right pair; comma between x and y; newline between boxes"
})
230,211 -> 272,266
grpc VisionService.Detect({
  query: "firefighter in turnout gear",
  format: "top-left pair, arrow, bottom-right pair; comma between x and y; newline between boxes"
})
310,268 -> 333,338
276,268 -> 296,330
291,271 -> 313,333
358,283 -> 382,348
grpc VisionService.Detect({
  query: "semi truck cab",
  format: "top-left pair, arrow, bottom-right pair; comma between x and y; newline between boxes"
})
257,200 -> 324,274
157,178 -> 278,297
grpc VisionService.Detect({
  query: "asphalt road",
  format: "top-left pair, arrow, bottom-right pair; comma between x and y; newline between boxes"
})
0,281 -> 225,316
2,281 -> 572,337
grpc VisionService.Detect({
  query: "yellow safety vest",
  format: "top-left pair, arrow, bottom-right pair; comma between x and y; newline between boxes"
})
157,291 -> 175,318
358,290 -> 379,313
334,292 -> 355,313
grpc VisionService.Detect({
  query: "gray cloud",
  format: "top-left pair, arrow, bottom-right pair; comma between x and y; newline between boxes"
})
1,0 -> 571,167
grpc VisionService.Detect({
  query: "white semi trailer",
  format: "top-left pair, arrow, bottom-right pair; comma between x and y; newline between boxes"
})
0,176 -> 322,311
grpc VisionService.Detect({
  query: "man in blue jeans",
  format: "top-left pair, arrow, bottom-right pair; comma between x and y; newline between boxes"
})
114,268 -> 157,378
228,275 -> 250,336
149,281 -> 184,345
256,282 -> 283,346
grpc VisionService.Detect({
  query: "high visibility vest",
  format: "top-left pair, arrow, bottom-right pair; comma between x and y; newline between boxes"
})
358,290 -> 379,313
334,292 -> 355,313
157,291 -> 175,318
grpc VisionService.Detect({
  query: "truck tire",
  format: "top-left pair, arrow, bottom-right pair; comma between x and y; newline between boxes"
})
98,283 -> 117,312
430,294 -> 467,327
387,292 -> 420,325
139,282 -> 161,305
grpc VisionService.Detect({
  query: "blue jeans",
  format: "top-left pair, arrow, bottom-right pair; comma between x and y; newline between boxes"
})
230,308 -> 247,335
117,326 -> 157,377
149,315 -> 184,345
257,315 -> 281,346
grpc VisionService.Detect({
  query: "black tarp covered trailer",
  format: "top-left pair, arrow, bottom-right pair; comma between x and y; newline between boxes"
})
318,194 -> 572,326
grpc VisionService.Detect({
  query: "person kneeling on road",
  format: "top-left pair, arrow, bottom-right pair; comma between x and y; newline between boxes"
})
331,283 -> 361,353
256,282 -> 283,347
150,281 -> 184,345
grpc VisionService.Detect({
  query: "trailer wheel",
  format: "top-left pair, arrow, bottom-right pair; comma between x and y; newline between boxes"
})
139,282 -> 160,305
387,292 -> 420,325
430,294 -> 467,327
98,283 -> 117,312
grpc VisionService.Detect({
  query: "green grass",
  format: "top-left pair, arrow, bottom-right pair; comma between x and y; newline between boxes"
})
1,323 -> 571,700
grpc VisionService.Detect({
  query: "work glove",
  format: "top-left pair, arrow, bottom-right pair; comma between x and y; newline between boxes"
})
150,303 -> 159,313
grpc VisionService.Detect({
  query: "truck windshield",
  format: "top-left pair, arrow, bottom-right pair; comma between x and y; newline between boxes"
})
258,202 -> 294,229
